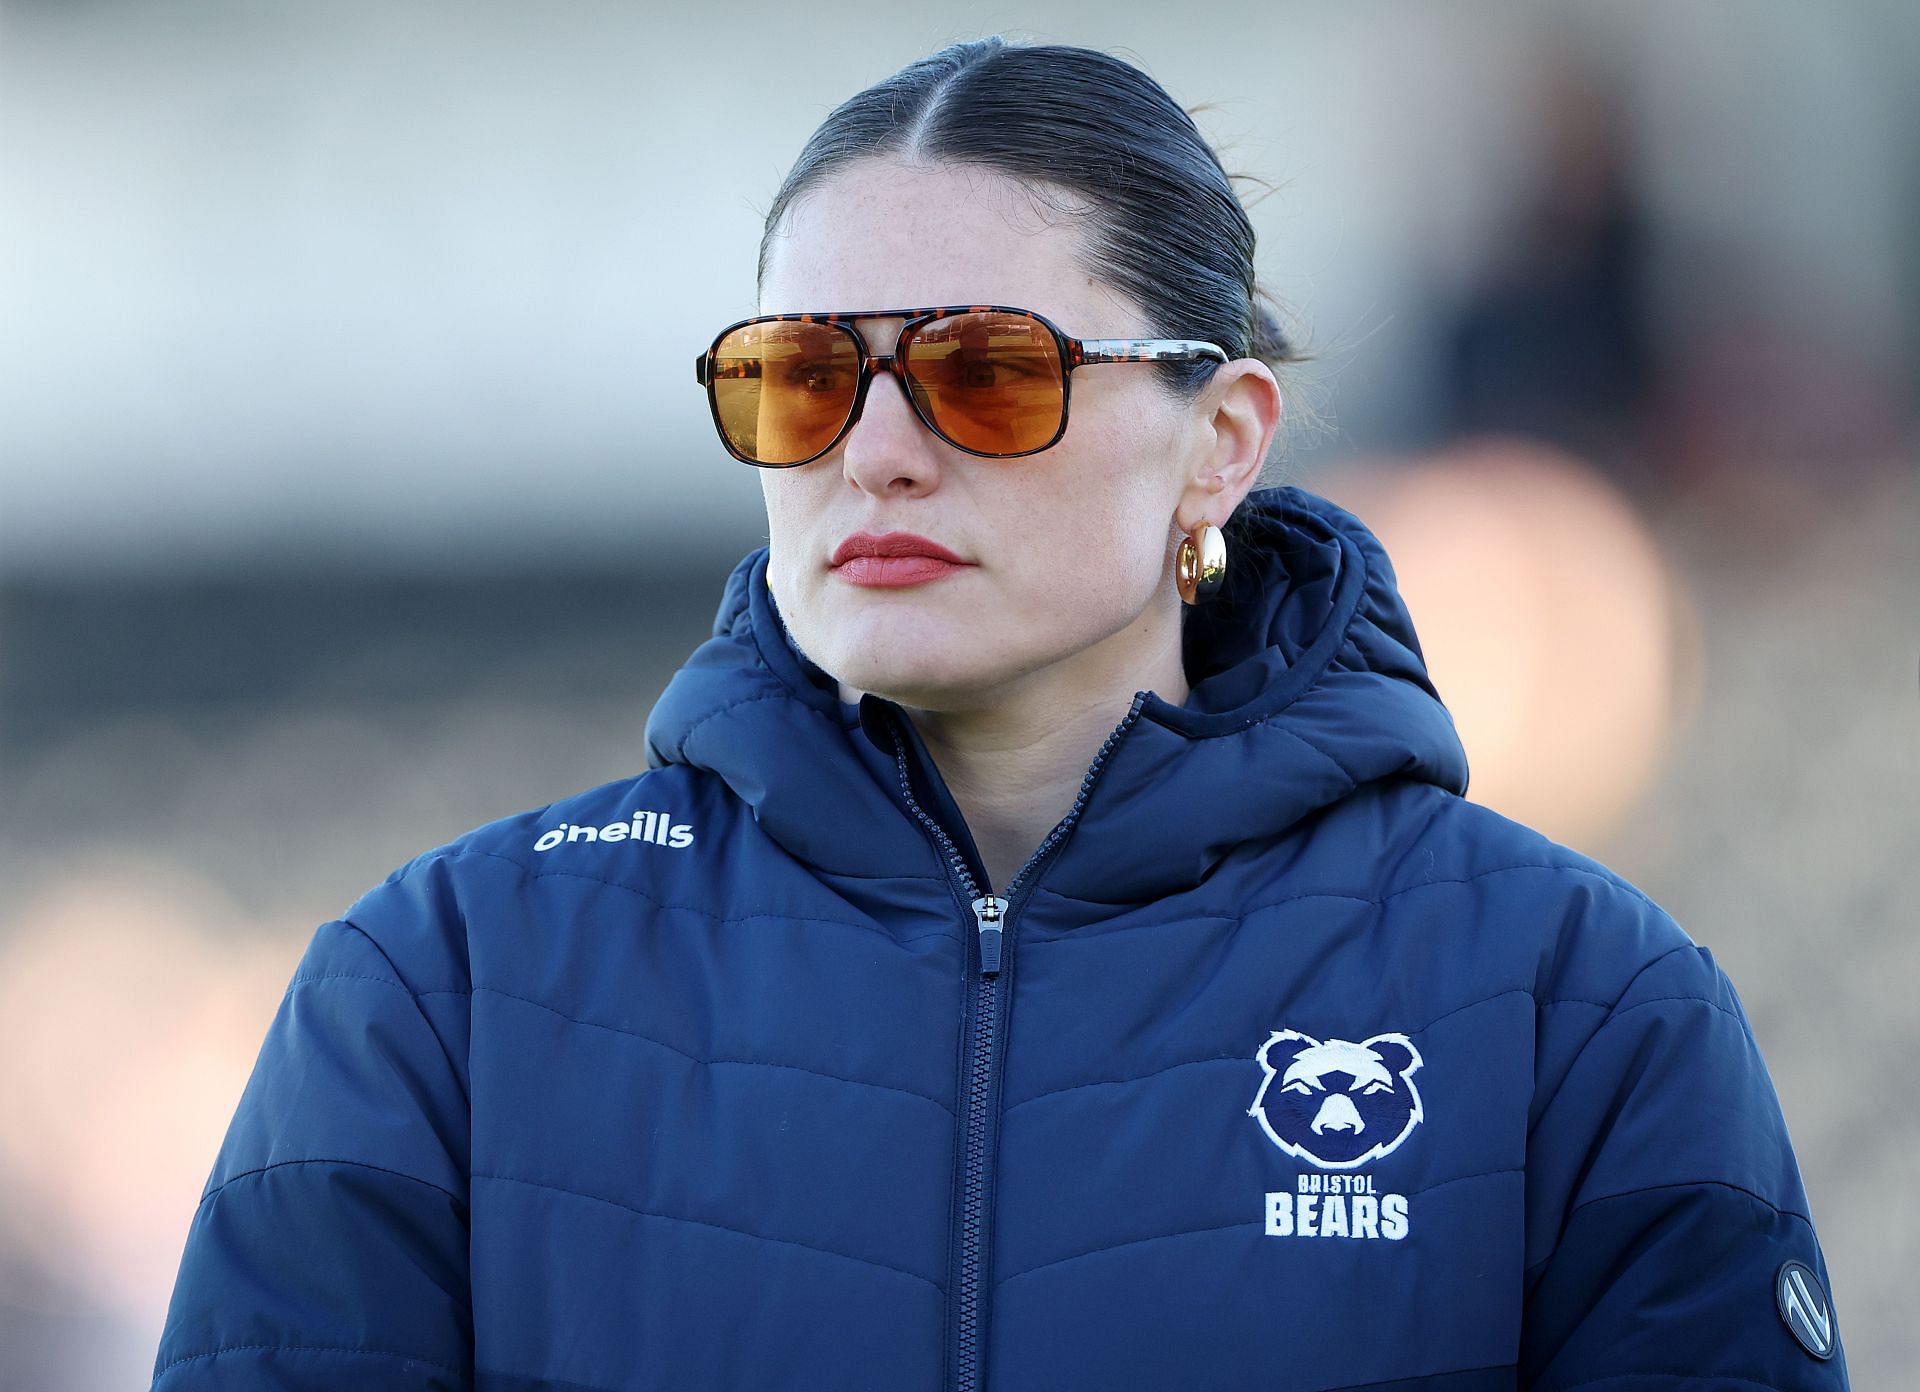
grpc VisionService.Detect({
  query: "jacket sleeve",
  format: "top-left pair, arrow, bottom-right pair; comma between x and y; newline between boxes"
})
1521,907 -> 1849,1390
151,873 -> 474,1391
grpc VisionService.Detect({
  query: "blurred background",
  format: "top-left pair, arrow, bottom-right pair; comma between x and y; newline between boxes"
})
2,0 -> 1915,1386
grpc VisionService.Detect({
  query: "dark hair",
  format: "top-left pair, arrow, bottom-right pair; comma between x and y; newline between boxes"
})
757,37 -> 1305,419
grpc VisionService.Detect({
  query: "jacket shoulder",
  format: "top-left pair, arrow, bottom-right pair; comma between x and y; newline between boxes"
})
1351,791 -> 1841,1385
1359,784 -> 1718,1012
337,764 -> 731,979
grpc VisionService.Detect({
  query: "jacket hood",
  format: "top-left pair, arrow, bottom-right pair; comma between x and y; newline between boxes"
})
644,485 -> 1469,905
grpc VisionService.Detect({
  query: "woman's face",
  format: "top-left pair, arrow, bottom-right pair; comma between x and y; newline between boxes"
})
755,158 -> 1215,713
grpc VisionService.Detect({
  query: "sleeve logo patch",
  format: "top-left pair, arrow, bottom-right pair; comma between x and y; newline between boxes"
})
1776,1260 -> 1837,1360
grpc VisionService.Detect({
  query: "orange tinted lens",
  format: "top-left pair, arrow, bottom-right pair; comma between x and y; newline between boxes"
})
902,312 -> 1066,455
709,319 -> 861,464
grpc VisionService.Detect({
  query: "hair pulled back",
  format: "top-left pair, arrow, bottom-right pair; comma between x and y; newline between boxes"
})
757,37 -> 1302,405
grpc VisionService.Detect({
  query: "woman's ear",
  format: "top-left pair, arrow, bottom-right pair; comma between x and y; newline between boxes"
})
1174,360 -> 1283,532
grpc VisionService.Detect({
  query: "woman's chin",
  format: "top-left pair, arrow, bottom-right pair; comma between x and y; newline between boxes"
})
822,633 -> 1026,712
830,658 -> 993,711
819,605 -> 974,667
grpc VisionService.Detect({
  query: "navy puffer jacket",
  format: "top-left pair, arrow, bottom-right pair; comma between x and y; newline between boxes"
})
153,485 -> 1848,1390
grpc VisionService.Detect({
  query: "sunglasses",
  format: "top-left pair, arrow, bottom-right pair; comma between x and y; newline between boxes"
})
693,304 -> 1228,467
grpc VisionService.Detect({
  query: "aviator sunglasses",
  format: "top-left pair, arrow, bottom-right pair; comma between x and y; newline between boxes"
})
694,305 -> 1228,467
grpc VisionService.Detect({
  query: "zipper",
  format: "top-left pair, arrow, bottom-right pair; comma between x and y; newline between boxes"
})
888,691 -> 1149,1392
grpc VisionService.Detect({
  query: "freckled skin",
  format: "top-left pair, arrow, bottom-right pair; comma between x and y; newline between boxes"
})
755,159 -> 1230,714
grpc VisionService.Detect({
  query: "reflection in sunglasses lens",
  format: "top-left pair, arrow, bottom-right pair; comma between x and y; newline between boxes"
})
712,321 -> 862,465
905,312 -> 1066,455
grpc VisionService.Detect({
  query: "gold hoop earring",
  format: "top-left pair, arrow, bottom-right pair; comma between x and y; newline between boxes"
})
1175,520 -> 1227,604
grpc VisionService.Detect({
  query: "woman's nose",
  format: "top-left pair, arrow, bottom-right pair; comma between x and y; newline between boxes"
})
840,362 -> 942,496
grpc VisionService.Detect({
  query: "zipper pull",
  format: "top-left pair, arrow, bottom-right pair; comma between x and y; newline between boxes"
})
970,895 -> 1009,976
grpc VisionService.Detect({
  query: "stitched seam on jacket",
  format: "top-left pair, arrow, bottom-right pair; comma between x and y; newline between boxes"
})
288,920 -> 478,1114
1005,987 -> 1536,1114
812,864 -> 949,883
1523,1178 -> 1817,1278
336,919 -> 474,1116
1543,1375 -> 1784,1392
285,967 -> 479,1001
1024,860 -> 1667,930
1591,940 -> 1715,1017
340,918 -> 427,996
1414,1165 -> 1524,1198
1002,1051 -> 1254,1114
1523,942 -> 1722,1145
198,1157 -> 465,1210
431,847 -> 960,946
285,973 -> 472,1000
1317,1362 -> 1513,1391
1003,981 -> 1731,1117
996,1217 -> 1246,1287
668,690 -> 798,748
1576,991 -> 1744,1028
474,1368 -> 622,1392
286,970 -> 418,997
282,969 -> 955,1115
475,983 -> 954,1115
1267,719 -> 1363,785
153,1343 -> 468,1381
472,1171 -> 942,1290
998,1166 -> 1520,1287
1522,944 -> 1761,1266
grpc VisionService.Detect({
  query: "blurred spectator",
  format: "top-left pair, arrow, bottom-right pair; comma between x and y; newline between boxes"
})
1435,53 -> 1662,495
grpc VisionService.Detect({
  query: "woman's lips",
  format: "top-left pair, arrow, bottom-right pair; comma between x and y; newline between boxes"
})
833,555 -> 969,587
829,531 -> 972,588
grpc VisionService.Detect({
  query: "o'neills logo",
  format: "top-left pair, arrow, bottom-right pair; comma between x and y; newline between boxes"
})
533,810 -> 694,852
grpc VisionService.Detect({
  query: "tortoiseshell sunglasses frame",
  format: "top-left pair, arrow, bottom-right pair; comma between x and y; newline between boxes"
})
692,304 -> 1229,467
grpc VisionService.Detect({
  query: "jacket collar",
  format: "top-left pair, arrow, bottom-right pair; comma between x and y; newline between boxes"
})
644,485 -> 1470,904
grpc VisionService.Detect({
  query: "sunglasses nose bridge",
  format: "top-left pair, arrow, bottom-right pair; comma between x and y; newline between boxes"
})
837,351 -> 921,443
868,349 -> 956,444
858,352 -> 916,409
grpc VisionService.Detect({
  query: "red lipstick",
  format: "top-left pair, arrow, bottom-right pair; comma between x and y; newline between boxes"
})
830,531 -> 972,588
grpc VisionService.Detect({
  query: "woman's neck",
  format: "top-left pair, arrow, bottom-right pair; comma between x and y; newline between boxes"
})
866,608 -> 1191,894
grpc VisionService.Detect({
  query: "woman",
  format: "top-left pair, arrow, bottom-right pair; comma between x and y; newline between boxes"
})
153,37 -> 1847,1392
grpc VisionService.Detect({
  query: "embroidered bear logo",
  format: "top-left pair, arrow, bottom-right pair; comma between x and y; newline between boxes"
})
1248,1029 -> 1425,1170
